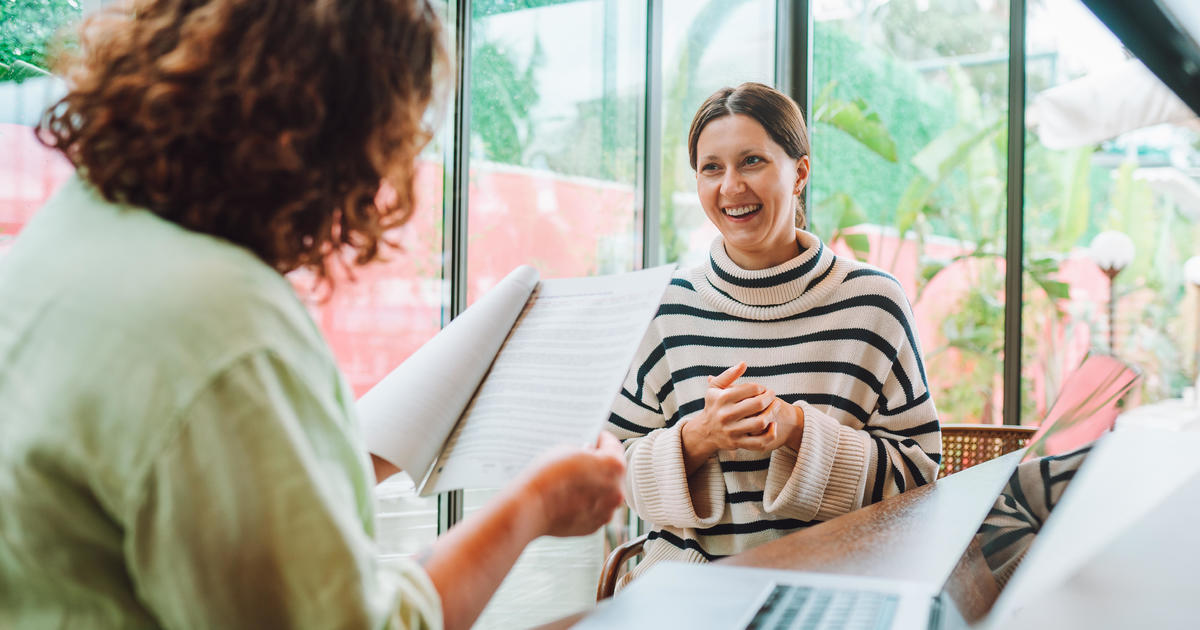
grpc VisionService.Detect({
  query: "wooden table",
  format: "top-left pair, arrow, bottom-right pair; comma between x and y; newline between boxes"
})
537,451 -> 1019,628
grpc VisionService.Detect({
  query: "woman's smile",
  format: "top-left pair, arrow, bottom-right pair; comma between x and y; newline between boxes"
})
722,203 -> 763,219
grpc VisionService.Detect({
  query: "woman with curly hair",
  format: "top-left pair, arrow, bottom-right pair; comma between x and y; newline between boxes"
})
0,2 -> 624,629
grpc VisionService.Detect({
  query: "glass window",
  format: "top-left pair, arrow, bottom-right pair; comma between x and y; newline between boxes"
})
0,0 -> 79,258
463,1 -> 647,626
465,0 -> 646,300
658,0 -> 777,266
1022,0 -> 1200,421
812,0 -> 1011,424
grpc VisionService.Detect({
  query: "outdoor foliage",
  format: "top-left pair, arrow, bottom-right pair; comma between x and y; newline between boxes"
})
0,0 -> 79,82
470,35 -> 542,165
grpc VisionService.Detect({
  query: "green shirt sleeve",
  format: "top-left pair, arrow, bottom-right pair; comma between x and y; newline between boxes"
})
122,350 -> 442,630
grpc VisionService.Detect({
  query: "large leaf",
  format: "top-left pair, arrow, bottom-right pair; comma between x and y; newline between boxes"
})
813,192 -> 866,233
1110,160 -> 1158,279
814,192 -> 871,260
894,176 -> 935,236
1052,148 -> 1092,251
843,233 -> 871,258
1032,276 -> 1071,301
911,118 -> 1004,183
814,81 -> 898,163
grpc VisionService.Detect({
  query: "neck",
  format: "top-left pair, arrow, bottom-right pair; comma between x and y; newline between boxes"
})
725,237 -> 802,270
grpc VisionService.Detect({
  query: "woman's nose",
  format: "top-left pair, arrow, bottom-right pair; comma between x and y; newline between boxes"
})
720,170 -> 745,196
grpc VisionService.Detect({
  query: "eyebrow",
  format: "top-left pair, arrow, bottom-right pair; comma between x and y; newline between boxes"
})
699,148 -> 768,163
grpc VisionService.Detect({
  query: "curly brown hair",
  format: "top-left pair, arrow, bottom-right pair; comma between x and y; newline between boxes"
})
38,0 -> 447,288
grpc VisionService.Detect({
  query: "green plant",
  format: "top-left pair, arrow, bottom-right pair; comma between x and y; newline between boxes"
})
811,58 -> 1082,423
470,34 -> 542,165
0,0 -> 80,83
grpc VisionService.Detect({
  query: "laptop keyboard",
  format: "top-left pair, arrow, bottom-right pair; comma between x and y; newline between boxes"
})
744,584 -> 899,630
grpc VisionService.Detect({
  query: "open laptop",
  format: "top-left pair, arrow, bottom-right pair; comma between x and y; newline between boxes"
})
576,355 -> 1141,630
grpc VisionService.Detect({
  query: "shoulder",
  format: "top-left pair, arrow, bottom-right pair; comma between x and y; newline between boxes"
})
122,221 -> 319,356
647,266 -> 705,312
835,258 -> 904,292
832,258 -> 913,306
23,177 -> 333,379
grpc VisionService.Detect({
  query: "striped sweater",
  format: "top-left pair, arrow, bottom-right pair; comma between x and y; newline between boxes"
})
607,229 -> 941,587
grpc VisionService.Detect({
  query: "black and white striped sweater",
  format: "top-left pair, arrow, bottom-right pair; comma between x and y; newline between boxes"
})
607,229 -> 941,586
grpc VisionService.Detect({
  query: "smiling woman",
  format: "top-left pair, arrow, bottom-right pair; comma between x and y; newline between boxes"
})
607,82 -> 942,589
689,84 -> 811,269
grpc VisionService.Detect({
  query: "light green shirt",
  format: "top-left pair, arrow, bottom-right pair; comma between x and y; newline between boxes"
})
0,176 -> 442,630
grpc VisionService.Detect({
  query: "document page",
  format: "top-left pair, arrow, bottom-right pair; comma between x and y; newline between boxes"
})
421,264 -> 676,495
358,265 -> 539,481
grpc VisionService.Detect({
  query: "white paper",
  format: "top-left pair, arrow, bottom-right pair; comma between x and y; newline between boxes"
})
421,264 -> 676,494
357,265 -> 539,480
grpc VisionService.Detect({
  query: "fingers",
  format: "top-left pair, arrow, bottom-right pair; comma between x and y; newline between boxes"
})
726,390 -> 775,418
715,381 -> 767,404
725,414 -> 773,437
708,361 -> 747,389
736,422 -> 784,451
592,432 -> 627,480
595,430 -> 625,458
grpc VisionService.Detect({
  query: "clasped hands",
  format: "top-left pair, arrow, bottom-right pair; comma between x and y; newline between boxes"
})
681,362 -> 805,470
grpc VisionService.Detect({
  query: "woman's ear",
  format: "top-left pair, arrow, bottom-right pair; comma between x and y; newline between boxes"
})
794,155 -> 811,195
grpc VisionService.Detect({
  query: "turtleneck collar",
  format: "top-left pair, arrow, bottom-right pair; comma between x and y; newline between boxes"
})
690,229 -> 846,320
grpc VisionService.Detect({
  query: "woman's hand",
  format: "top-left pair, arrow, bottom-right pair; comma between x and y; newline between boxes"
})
518,431 -> 627,538
424,432 -> 625,630
739,398 -> 805,453
681,362 -> 778,473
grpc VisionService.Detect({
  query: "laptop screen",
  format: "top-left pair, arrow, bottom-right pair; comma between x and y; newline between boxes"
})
970,353 -> 1140,597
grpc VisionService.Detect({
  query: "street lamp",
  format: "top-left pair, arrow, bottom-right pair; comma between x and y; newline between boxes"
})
1088,230 -> 1136,353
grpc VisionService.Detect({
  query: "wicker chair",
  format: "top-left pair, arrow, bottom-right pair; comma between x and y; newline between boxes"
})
938,424 -> 1038,478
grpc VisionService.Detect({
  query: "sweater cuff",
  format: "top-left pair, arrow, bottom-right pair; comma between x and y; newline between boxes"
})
626,424 -> 725,528
763,402 -> 870,522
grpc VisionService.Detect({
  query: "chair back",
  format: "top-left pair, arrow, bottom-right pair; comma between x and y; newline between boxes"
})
596,533 -> 647,601
939,425 -> 1037,478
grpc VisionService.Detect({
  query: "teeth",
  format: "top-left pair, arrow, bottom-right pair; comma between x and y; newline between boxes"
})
724,204 -> 761,217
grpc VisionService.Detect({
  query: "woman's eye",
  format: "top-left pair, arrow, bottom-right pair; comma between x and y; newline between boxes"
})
701,163 -> 720,172
744,155 -> 763,166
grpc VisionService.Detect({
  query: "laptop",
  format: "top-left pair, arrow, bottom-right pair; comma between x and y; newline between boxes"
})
575,355 -> 1141,630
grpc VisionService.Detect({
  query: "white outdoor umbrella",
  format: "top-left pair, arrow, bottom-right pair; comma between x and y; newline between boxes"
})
1027,58 -> 1200,151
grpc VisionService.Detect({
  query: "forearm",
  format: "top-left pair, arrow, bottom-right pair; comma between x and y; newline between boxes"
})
421,482 -> 544,630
